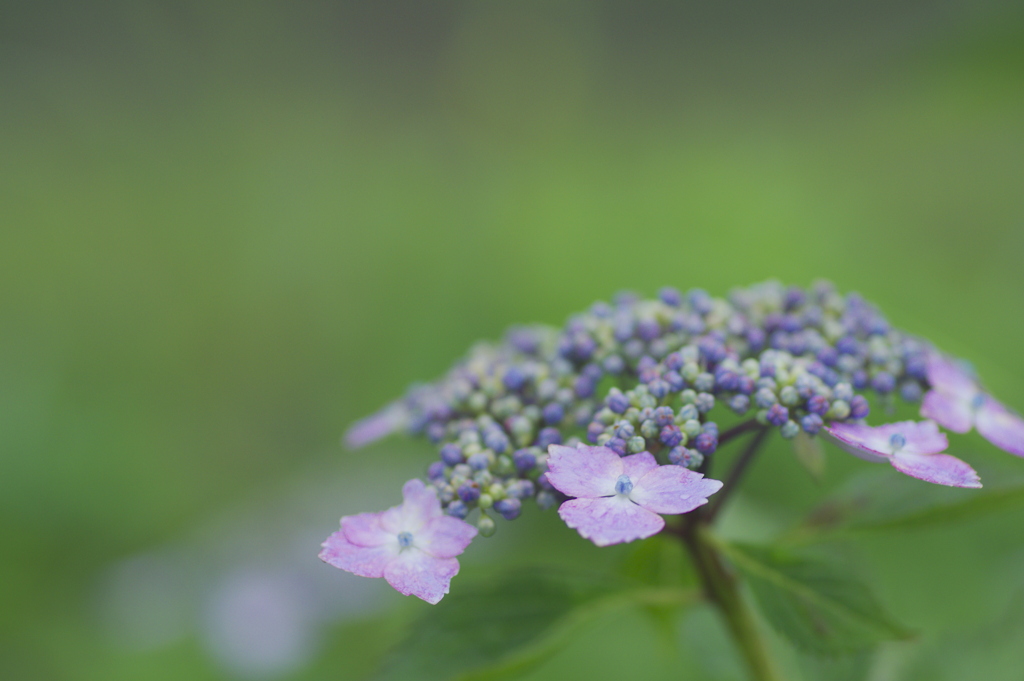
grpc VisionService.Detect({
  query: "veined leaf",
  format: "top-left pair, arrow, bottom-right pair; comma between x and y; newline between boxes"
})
374,567 -> 697,681
715,540 -> 911,655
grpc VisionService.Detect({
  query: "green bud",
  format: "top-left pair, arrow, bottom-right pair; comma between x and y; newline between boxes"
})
476,514 -> 496,537
521,405 -> 541,423
640,419 -> 659,439
682,419 -> 702,439
463,442 -> 482,457
596,408 -> 616,425
468,392 -> 488,413
478,493 -> 494,509
741,358 -> 761,379
627,436 -> 647,453
681,362 -> 701,383
597,433 -> 613,446
637,394 -> 658,409
624,407 -> 641,424
780,420 -> 800,439
779,386 -> 800,406
473,470 -> 493,487
493,455 -> 515,477
487,483 -> 507,500
828,400 -> 851,420
680,389 -> 698,405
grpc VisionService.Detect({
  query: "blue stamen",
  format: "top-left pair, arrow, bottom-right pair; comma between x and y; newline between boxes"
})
614,474 -> 633,496
397,531 -> 413,548
889,433 -> 906,450
971,394 -> 986,409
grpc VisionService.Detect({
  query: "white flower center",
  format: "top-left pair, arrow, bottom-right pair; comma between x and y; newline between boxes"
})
614,474 -> 633,496
397,531 -> 414,549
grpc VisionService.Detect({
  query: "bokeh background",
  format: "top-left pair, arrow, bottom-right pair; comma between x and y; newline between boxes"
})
3,2 -> 1024,680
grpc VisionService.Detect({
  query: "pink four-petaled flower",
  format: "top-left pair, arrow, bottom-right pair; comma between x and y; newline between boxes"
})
824,420 -> 981,488
922,353 -> 1024,457
545,444 -> 724,547
319,479 -> 477,604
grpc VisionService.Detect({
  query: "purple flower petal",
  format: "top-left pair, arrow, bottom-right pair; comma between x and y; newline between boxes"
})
380,479 -> 442,534
546,444 -> 622,498
557,496 -> 665,547
890,451 -> 982,488
344,403 -> 407,448
416,516 -> 478,559
383,550 -> 460,605
926,353 -> 977,396
620,451 -> 659,481
825,421 -> 948,461
341,512 -> 392,547
319,530 -> 396,578
921,390 -> 973,434
976,398 -> 1024,457
630,467 -> 724,515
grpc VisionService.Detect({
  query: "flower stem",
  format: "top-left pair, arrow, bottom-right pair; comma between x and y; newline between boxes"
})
680,525 -> 784,681
703,426 -> 771,523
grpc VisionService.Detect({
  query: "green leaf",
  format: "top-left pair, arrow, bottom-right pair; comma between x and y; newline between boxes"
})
619,533 -> 697,588
783,471 -> 1024,544
715,540 -> 912,655
374,567 -> 697,681
799,651 -> 873,681
793,431 -> 826,482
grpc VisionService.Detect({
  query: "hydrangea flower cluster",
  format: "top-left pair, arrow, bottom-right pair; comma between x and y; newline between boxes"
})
322,281 -> 1024,602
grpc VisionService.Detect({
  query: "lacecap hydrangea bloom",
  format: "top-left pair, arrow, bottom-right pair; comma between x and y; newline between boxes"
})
321,281 -> 1024,602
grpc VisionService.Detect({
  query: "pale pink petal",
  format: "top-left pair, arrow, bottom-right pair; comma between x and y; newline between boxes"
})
976,398 -> 1024,457
921,390 -> 973,434
416,516 -> 477,559
620,451 -> 659,481
341,512 -> 392,547
630,467 -> 724,514
319,530 -> 396,578
557,496 -> 664,547
825,421 -> 947,460
380,479 -> 442,534
545,444 -> 622,498
382,550 -> 460,604
344,403 -> 407,448
926,353 -> 978,396
890,451 -> 982,489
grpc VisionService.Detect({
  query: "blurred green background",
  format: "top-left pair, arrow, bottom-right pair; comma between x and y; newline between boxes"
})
3,2 -> 1024,680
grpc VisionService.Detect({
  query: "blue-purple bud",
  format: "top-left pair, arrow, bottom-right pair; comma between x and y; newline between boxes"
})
507,479 -> 535,499
729,394 -> 750,414
715,369 -> 740,392
440,443 -> 464,466
542,402 -> 565,425
428,461 -> 446,481
900,381 -> 923,402
637,319 -> 661,342
648,379 -> 670,399
665,352 -> 684,371
615,422 -> 635,440
850,394 -> 870,419
766,403 -> 790,426
484,429 -> 510,454
871,371 -> 896,394
653,406 -> 675,427
493,498 -> 522,520
602,354 -> 625,375
586,421 -> 605,443
669,447 -> 705,470
780,420 -> 800,439
503,367 -> 527,391
755,388 -> 778,409
695,393 -> 715,414
606,388 -> 630,414
659,286 -> 683,307
513,448 -> 537,473
807,395 -> 830,416
677,404 -> 699,422
694,372 -> 715,392
801,413 -> 824,435
535,427 -> 562,449
664,371 -> 685,392
458,484 -> 481,503
607,437 -> 627,455
446,500 -> 469,519
536,490 -> 557,510
833,382 -> 854,403
660,424 -> 683,448
467,452 -> 492,471
694,432 -> 718,455
851,370 -> 868,390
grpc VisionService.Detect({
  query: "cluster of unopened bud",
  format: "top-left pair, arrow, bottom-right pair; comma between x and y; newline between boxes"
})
368,281 -> 932,536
